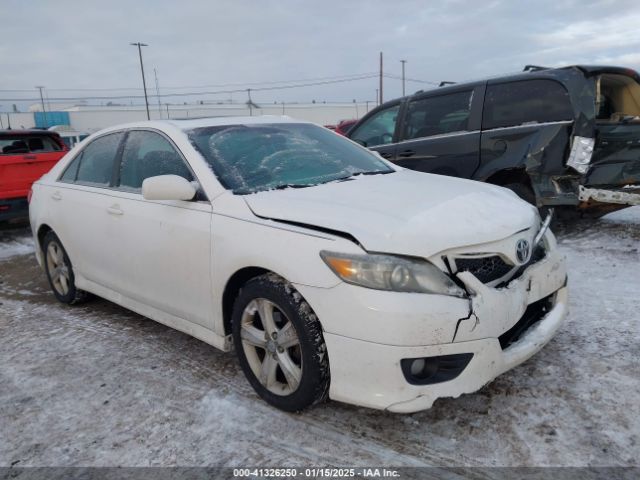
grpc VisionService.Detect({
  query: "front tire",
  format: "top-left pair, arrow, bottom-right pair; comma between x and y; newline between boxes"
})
43,232 -> 90,305
232,274 -> 330,412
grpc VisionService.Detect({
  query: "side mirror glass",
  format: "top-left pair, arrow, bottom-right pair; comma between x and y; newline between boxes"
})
142,175 -> 196,201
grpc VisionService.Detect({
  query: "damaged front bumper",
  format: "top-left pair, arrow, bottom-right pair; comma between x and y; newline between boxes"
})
578,185 -> 640,206
296,243 -> 568,412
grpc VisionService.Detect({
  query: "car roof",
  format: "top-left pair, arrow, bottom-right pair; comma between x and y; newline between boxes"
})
93,115 -> 312,136
368,64 -> 639,114
168,115 -> 310,130
0,129 -> 60,136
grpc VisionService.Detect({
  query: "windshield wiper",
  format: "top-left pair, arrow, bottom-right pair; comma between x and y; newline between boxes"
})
355,170 -> 394,176
333,170 -> 394,183
271,183 -> 315,190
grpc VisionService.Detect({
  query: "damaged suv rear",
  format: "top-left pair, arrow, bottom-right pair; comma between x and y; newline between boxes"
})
348,65 -> 640,217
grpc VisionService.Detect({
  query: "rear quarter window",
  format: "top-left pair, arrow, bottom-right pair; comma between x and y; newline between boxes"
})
482,79 -> 573,130
73,132 -> 124,187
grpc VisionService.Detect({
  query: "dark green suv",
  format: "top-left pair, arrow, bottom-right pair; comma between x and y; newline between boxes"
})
348,65 -> 640,217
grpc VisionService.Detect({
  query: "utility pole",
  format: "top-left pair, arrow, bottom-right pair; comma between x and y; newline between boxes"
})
154,68 -> 162,119
379,52 -> 384,105
247,88 -> 253,116
165,103 -> 170,119
130,42 -> 150,120
35,86 -> 48,127
400,60 -> 407,97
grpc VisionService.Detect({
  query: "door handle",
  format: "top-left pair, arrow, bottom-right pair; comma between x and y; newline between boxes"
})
398,150 -> 415,158
51,191 -> 62,201
24,155 -> 37,160
107,205 -> 124,216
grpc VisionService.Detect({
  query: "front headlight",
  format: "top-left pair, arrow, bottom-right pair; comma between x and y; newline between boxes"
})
320,251 -> 467,297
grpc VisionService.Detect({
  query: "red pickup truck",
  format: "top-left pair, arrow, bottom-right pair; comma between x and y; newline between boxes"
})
0,130 -> 68,221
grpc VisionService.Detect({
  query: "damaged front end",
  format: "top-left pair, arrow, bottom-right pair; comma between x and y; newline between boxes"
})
443,211 -> 566,345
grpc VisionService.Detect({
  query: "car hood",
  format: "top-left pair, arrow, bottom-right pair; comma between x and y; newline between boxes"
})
243,170 -> 538,258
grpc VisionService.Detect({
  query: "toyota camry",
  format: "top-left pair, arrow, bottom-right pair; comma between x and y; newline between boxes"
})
29,116 -> 568,412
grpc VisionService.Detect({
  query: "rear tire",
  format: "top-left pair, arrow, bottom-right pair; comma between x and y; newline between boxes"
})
502,182 -> 555,220
232,273 -> 330,412
503,182 -> 536,205
43,232 -> 90,305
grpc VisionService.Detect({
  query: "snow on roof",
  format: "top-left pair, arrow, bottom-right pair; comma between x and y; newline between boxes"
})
168,115 -> 309,130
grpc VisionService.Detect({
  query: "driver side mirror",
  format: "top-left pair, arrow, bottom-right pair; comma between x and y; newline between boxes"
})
142,175 -> 197,201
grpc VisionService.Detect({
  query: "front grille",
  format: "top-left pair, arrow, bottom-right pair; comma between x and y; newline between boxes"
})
454,255 -> 513,284
499,243 -> 547,286
499,294 -> 554,349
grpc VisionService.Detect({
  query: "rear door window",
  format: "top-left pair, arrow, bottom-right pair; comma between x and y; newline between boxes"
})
74,132 -> 124,187
483,80 -> 573,130
118,130 -> 193,191
402,91 -> 473,140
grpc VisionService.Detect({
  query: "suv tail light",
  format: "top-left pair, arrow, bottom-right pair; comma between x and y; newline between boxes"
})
567,136 -> 595,174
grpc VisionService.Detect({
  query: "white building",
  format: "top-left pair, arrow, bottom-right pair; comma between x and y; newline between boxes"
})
5,101 -> 376,132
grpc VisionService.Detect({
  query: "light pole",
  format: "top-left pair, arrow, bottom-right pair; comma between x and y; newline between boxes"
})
400,60 -> 407,97
35,86 -> 48,127
130,42 -> 150,120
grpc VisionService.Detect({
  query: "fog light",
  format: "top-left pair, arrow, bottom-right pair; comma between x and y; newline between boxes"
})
409,358 -> 425,376
401,353 -> 474,385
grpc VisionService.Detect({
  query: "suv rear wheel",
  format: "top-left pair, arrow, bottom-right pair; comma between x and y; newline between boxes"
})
503,182 -> 536,205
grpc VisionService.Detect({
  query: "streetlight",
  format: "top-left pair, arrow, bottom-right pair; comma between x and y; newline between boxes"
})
400,60 -> 407,97
130,42 -> 150,120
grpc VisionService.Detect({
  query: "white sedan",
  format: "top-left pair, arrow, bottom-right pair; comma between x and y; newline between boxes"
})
29,116 -> 568,413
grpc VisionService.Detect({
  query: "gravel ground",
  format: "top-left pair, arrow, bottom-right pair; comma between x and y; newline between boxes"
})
0,209 -> 638,468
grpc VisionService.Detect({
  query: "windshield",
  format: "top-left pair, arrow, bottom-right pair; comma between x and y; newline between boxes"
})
186,123 -> 394,194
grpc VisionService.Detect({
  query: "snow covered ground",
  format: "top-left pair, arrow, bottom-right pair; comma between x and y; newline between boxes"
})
0,209 -> 638,468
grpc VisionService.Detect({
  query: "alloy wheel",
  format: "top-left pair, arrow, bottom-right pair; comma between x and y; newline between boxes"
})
46,241 -> 70,296
239,298 -> 303,396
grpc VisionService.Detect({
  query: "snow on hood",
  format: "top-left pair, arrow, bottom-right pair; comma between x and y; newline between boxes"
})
244,170 -> 538,258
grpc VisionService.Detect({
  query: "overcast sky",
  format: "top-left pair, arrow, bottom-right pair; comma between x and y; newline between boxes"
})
2,0 -> 640,109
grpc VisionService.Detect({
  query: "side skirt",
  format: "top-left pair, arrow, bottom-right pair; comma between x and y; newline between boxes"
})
76,275 -> 232,352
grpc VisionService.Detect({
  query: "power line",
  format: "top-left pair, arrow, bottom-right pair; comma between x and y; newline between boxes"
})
0,72 -> 379,93
383,73 -> 439,86
0,74 -> 378,102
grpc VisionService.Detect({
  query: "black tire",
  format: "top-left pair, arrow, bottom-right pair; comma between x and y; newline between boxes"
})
42,231 -> 90,305
502,182 -> 556,221
503,182 -> 536,206
231,273 -> 330,412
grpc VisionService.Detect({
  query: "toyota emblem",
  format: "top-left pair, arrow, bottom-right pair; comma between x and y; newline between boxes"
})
516,239 -> 531,264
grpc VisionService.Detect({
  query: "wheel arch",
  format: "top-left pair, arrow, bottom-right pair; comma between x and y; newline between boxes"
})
36,224 -> 53,252
222,266 -> 272,336
484,167 -> 534,190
